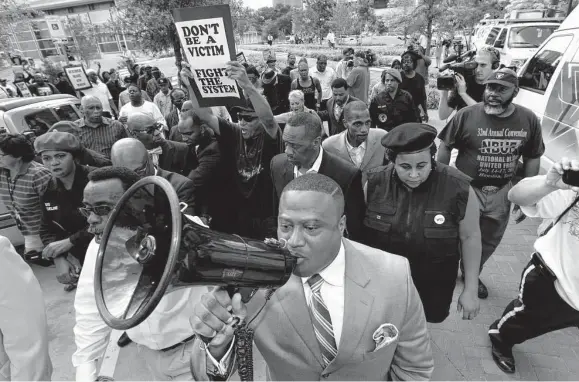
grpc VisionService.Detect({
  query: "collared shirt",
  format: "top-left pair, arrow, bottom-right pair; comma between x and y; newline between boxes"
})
0,161 -> 52,236
293,147 -> 324,178
82,81 -> 113,113
119,101 -> 167,129
154,91 -> 173,119
345,136 -> 367,168
334,96 -> 349,121
310,67 -> 337,100
74,117 -> 128,157
301,241 -> 345,347
73,239 -> 204,380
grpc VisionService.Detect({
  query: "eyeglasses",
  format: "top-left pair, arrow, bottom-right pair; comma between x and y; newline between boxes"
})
129,125 -> 162,137
78,205 -> 114,217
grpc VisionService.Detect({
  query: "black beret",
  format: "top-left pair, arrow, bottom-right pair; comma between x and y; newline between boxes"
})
381,123 -> 437,153
34,131 -> 81,153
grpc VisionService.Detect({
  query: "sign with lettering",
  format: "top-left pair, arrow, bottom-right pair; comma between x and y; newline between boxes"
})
173,5 -> 243,107
63,65 -> 92,91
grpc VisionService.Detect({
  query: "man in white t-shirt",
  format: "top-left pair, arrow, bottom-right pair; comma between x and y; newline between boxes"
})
119,83 -> 167,134
488,157 -> 579,375
82,69 -> 118,118
309,55 -> 336,111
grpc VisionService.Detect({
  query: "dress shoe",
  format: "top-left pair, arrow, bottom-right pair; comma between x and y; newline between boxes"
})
489,333 -> 515,374
117,332 -> 132,348
478,278 -> 489,299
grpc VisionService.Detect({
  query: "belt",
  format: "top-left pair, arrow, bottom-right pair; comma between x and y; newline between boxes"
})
160,334 -> 196,352
473,183 -> 509,194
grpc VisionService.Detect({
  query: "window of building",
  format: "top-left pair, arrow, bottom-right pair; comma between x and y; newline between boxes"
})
68,7 -> 75,13
519,34 -> 573,93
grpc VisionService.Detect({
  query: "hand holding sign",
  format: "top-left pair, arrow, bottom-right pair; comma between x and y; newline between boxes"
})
225,61 -> 252,90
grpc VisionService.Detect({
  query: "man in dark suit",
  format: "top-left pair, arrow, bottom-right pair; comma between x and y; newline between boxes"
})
165,88 -> 188,132
176,112 -> 224,222
126,112 -> 194,177
317,78 -> 361,136
261,69 -> 292,115
110,138 -> 195,215
189,174 -> 433,381
270,111 -> 365,241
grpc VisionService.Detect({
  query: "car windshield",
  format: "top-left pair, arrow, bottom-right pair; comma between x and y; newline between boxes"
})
508,25 -> 558,48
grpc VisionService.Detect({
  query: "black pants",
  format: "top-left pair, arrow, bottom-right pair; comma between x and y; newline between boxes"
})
489,259 -> 579,346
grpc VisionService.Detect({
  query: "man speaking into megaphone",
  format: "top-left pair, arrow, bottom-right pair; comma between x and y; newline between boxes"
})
189,173 -> 434,381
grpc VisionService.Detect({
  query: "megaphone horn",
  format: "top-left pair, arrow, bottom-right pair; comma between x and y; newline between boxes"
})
95,176 -> 297,331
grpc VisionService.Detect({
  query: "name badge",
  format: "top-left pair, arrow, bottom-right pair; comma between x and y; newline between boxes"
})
434,214 -> 445,225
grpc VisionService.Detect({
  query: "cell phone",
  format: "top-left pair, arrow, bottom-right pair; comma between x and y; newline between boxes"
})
563,169 -> 579,187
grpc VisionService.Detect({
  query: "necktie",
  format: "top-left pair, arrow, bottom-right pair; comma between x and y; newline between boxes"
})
307,274 -> 337,366
334,103 -> 343,121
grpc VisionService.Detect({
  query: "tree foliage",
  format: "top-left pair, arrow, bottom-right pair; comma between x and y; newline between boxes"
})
0,0 -> 43,54
304,0 -> 336,41
66,16 -> 101,67
328,2 -> 357,37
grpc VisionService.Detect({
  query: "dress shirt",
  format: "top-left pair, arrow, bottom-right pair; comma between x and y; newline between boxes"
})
73,239 -> 203,380
153,91 -> 173,119
74,117 -> 128,157
294,148 -> 324,178
334,96 -> 349,122
345,136 -> 367,168
301,241 -> 345,347
310,67 -> 337,100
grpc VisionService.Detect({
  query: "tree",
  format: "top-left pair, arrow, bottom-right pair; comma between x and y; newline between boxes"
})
304,0 -> 336,42
66,15 -> 101,66
355,0 -> 378,33
328,2 -> 357,37
0,0 -> 42,54
112,0 -> 241,71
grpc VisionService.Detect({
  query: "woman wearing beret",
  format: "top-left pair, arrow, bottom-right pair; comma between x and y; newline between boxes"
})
35,132 -> 93,291
363,123 -> 481,323
369,68 -> 421,132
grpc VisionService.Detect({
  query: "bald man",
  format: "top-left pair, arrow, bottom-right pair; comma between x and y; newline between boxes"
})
125,112 -> 194,177
169,100 -> 194,142
81,70 -> 118,118
74,96 -> 128,157
111,138 -> 195,215
271,111 -> 365,241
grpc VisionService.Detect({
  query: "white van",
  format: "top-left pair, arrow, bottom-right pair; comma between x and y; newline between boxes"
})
472,18 -> 563,68
513,8 -> 579,173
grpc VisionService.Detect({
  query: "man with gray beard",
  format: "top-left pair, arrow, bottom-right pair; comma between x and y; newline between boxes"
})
437,68 -> 545,299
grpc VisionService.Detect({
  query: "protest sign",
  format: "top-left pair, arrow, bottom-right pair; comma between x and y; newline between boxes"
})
173,5 -> 243,107
236,52 -> 246,64
64,65 -> 92,91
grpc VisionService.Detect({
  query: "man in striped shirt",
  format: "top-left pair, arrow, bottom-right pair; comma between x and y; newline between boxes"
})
74,96 -> 128,158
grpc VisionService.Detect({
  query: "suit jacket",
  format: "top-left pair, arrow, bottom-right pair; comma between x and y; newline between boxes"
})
187,138 -> 222,217
190,239 -> 433,381
166,107 -> 180,132
270,150 -> 365,241
322,129 -> 388,185
156,168 -> 195,215
317,96 -> 361,136
262,74 -> 292,115
158,139 -> 195,178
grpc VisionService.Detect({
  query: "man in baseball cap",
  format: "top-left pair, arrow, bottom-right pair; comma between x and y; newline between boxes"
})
484,67 -> 518,88
153,77 -> 172,119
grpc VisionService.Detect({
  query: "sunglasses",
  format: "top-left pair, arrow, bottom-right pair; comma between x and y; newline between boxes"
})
78,205 -> 114,217
129,125 -> 162,136
239,114 -> 258,122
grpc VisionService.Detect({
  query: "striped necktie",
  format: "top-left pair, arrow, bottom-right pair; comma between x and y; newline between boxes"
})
307,274 -> 338,366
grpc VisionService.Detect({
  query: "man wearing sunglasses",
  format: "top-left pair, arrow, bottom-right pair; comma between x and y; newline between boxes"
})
73,166 -> 204,380
110,138 -> 195,216
126,112 -> 194,177
180,61 -> 283,239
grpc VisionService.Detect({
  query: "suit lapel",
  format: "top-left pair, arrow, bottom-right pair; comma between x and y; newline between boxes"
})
278,275 -> 325,368
282,157 -> 294,187
326,239 -> 374,373
336,132 -> 352,164
360,132 -> 379,169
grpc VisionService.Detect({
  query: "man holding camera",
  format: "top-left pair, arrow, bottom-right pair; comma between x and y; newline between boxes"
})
437,69 -> 545,299
488,158 -> 579,374
438,46 -> 500,120
336,48 -> 355,80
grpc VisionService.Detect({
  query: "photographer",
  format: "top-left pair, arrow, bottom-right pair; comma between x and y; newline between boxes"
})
488,157 -> 579,375
407,43 -> 431,84
438,46 -> 500,120
336,47 -> 355,80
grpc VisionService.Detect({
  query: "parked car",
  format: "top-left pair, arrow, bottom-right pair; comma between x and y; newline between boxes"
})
0,94 -> 81,248
513,7 -> 579,174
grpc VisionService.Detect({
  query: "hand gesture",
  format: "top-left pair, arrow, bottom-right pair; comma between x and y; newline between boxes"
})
545,157 -> 579,192
42,238 -> 73,259
457,288 -> 480,320
54,256 -> 76,285
455,73 -> 467,95
226,61 -> 252,89
190,287 -> 247,360
118,115 -> 128,124
96,62 -> 101,68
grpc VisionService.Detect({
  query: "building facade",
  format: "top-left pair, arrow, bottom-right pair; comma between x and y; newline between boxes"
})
6,0 -> 134,60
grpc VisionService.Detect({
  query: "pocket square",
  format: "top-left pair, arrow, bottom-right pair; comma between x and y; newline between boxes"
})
372,323 -> 399,351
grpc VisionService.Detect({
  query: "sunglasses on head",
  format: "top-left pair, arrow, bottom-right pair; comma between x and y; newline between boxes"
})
78,205 -> 113,217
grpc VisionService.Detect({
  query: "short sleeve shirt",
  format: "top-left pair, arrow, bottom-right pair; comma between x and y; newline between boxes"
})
438,103 -> 545,187
447,80 -> 486,111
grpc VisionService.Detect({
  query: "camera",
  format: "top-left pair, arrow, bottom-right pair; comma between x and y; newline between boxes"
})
437,40 -> 477,91
347,59 -> 354,67
563,169 -> 579,187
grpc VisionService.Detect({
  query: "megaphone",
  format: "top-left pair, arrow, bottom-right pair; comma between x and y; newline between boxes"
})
94,176 -> 296,331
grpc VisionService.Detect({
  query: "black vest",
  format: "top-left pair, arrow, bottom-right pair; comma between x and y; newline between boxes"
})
364,163 -> 470,269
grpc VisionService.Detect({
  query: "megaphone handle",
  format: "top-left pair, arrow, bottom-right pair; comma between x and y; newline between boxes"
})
226,286 -> 258,303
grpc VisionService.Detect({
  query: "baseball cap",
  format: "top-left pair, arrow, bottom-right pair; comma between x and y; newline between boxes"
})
158,77 -> 169,85
261,69 -> 277,85
484,68 -> 518,88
